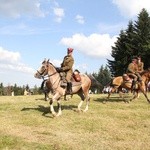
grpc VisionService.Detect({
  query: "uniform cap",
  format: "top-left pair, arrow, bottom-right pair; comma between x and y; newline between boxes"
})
67,48 -> 74,53
132,56 -> 137,61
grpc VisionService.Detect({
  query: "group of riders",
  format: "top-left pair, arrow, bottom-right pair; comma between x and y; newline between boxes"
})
126,56 -> 144,91
51,47 -> 145,94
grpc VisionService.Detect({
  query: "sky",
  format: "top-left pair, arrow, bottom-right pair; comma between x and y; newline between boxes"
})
0,0 -> 150,88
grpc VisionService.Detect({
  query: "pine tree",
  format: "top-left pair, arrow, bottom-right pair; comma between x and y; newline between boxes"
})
0,83 -> 4,96
97,65 -> 111,87
108,30 -> 129,76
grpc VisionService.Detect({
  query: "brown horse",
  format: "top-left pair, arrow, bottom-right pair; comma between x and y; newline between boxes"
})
34,59 -> 91,117
107,70 -> 150,103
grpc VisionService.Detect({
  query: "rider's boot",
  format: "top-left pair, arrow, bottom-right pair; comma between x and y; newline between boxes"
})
131,80 -> 136,93
61,80 -> 67,87
66,82 -> 72,94
60,73 -> 67,87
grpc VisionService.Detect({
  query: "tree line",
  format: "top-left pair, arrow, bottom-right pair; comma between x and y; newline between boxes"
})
0,83 -> 43,96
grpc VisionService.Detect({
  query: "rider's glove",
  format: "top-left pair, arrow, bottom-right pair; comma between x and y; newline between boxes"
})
56,67 -> 63,72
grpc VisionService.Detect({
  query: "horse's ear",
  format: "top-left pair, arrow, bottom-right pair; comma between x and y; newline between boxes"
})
47,59 -> 50,63
42,58 -> 47,64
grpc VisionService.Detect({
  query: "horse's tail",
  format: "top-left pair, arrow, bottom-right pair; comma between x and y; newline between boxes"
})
87,74 -> 102,87
105,78 -> 114,87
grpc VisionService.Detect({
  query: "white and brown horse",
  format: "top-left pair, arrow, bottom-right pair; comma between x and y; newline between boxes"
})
34,59 -> 91,117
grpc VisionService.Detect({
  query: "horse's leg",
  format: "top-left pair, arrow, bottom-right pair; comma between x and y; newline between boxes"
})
130,90 -> 138,101
83,91 -> 90,112
118,90 -> 127,102
49,98 -> 56,116
56,98 -> 62,116
139,82 -> 150,103
141,90 -> 150,103
45,92 -> 49,101
77,89 -> 85,112
84,95 -> 90,112
79,87 -> 90,112
49,93 -> 61,117
106,86 -> 118,101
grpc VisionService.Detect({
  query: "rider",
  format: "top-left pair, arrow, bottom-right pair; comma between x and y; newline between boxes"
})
137,56 -> 144,73
126,57 -> 139,91
56,47 -> 74,94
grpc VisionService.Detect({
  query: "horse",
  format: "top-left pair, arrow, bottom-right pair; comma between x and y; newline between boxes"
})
106,70 -> 150,103
34,59 -> 91,117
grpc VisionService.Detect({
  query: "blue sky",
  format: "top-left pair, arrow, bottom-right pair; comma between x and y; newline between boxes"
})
0,0 -> 150,87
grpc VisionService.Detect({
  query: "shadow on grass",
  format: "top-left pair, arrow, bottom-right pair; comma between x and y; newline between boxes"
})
21,104 -> 77,117
93,94 -> 131,103
21,105 -> 50,116
35,98 -> 46,101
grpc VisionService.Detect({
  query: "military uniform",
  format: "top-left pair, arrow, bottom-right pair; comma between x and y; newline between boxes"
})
126,61 -> 138,81
137,62 -> 144,73
61,54 -> 74,82
126,59 -> 138,91
56,48 -> 74,94
127,58 -> 142,91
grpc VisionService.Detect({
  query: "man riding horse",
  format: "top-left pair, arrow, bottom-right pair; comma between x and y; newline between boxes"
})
126,57 -> 142,92
137,56 -> 144,73
56,47 -> 74,94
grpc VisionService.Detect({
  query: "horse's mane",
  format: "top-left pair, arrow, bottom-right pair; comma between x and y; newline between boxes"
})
141,69 -> 150,76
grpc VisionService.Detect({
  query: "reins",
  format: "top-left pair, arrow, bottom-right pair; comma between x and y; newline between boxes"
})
38,63 -> 61,91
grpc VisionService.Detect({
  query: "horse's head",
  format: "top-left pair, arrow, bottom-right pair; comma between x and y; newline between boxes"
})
34,59 -> 50,79
141,69 -> 150,83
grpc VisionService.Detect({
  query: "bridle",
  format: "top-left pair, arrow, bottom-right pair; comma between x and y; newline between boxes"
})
37,62 -> 60,90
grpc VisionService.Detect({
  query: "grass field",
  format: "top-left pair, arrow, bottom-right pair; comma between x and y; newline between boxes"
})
0,93 -> 150,150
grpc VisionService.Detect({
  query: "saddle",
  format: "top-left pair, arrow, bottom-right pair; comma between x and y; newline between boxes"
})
122,74 -> 138,90
59,69 -> 81,88
122,74 -> 132,82
72,69 -> 81,82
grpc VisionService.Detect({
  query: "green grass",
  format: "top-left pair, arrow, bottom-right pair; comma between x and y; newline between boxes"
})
0,93 -> 150,150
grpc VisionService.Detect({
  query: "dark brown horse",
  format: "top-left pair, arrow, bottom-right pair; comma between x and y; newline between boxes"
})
34,59 -> 91,117
107,70 -> 150,103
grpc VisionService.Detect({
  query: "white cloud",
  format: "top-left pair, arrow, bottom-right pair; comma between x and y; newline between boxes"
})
51,59 -> 62,67
53,7 -> 65,23
0,47 -> 20,63
98,22 -> 126,34
112,0 -> 150,18
60,33 -> 117,58
75,15 -> 85,24
0,0 -> 45,18
0,47 -> 34,74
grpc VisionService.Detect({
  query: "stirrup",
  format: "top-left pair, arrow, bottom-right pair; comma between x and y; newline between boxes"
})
60,82 -> 67,87
66,90 -> 72,95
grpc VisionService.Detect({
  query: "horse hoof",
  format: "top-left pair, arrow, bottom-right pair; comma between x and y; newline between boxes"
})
56,112 -> 62,117
52,112 -> 57,117
103,101 -> 106,104
74,109 -> 81,113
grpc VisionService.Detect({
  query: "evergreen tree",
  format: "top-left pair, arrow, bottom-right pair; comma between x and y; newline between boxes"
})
0,83 -> 4,96
108,30 -> 129,76
97,65 -> 111,86
33,85 -> 39,95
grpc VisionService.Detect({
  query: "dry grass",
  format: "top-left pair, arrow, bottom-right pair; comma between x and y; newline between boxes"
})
0,93 -> 150,150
